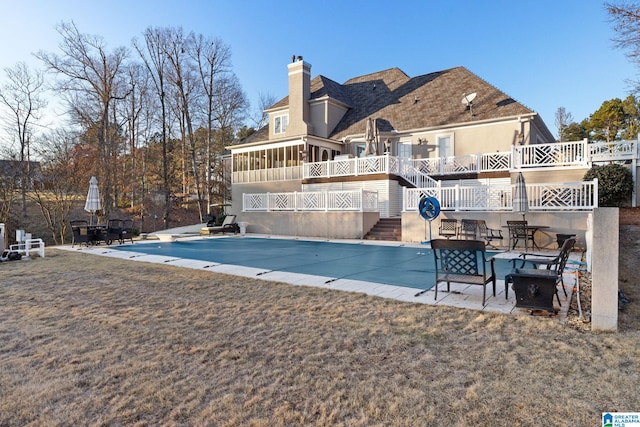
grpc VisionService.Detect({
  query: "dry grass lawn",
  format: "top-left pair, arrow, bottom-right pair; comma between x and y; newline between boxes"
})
1,234 -> 639,425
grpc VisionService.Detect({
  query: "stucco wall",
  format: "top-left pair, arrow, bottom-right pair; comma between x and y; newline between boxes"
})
406,119 -> 526,157
236,211 -> 380,239
518,169 -> 588,184
591,207 -> 619,331
401,210 -> 590,250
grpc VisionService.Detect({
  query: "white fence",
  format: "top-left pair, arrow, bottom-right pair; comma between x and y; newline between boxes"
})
9,238 -> 46,258
243,189 -> 379,212
404,179 -> 598,212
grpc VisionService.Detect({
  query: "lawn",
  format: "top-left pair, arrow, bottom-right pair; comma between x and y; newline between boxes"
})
0,245 -> 638,426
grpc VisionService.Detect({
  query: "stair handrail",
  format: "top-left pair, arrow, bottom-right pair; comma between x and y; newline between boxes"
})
399,158 -> 440,188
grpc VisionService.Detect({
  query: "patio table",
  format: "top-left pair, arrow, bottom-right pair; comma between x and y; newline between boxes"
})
88,225 -> 108,245
502,225 -> 550,250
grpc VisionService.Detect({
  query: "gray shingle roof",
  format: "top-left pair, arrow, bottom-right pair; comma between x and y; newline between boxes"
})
331,66 -> 533,139
243,65 -> 535,144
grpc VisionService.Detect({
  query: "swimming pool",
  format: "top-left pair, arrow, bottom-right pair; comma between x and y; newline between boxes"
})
113,237 -> 514,290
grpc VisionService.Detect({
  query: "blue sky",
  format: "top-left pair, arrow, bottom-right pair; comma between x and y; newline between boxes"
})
0,0 -> 637,137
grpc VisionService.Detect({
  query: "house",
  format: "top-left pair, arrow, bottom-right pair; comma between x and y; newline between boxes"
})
228,58 -> 617,243
0,160 -> 43,188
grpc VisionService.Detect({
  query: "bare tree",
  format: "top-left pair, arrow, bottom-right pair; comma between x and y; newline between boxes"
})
30,128 -> 84,244
134,27 -> 173,229
0,62 -> 47,217
163,27 -> 208,222
119,62 -> 152,211
607,2 -> 640,92
554,107 -> 574,141
35,21 -> 129,220
191,34 -> 232,215
0,147 -> 20,226
211,74 -> 248,206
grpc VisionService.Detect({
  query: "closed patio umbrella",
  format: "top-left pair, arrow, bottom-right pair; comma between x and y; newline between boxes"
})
85,176 -> 101,225
513,172 -> 528,221
364,117 -> 377,156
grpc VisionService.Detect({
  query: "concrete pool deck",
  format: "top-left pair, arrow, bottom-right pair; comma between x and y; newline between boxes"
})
56,232 -> 581,318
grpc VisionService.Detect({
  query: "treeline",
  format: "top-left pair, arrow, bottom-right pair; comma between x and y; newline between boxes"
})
556,95 -> 640,142
0,22 -> 263,244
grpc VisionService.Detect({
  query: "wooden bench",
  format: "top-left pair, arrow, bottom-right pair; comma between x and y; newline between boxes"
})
431,239 -> 496,306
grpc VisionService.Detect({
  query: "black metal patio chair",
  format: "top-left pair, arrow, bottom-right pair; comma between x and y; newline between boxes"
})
477,220 -> 504,249
70,220 -> 90,247
438,219 -> 458,239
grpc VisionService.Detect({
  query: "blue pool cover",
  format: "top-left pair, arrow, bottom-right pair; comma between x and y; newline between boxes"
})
113,237 -> 513,290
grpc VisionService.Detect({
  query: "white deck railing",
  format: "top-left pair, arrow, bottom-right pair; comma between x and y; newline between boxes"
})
301,139 -> 637,181
303,154 -> 399,178
403,179 -> 598,212
243,189 -> 378,212
589,140 -> 637,162
232,140 -> 636,191
513,141 -> 587,168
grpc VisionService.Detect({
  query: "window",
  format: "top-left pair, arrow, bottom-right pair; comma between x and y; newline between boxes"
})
398,141 -> 412,159
437,133 -> 454,158
274,114 -> 288,134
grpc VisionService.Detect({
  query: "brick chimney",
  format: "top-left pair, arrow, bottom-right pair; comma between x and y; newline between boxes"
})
286,56 -> 312,136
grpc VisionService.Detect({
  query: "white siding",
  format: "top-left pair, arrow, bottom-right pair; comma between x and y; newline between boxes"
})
439,178 -> 510,187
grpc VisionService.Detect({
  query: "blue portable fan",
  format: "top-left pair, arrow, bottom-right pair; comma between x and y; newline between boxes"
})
418,196 -> 440,243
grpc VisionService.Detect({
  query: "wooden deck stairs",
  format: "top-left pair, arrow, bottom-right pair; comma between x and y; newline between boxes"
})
364,218 -> 402,241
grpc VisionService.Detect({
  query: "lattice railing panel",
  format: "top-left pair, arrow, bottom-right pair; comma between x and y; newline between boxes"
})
528,182 -> 596,210
481,152 -> 511,171
298,192 -> 325,210
243,194 -> 268,210
362,191 -> 378,211
270,193 -> 296,210
305,162 -> 327,178
357,157 -> 384,174
443,155 -> 476,173
330,160 -> 355,176
329,191 -> 358,210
